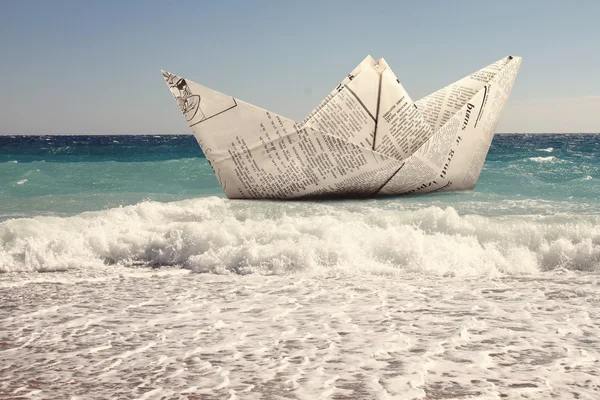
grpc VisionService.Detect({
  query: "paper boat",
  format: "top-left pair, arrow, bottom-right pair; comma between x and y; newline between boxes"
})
162,55 -> 521,199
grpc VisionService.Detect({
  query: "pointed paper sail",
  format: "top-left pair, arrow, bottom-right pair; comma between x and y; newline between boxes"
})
415,56 -> 514,132
162,55 -> 521,199
441,56 -> 523,190
373,58 -> 434,161
162,71 -> 237,127
301,55 -> 381,149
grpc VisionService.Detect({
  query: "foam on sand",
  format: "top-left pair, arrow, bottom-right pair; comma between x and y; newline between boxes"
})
1,270 -> 599,399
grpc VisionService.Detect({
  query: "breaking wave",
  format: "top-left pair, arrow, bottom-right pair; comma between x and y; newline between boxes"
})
1,197 -> 599,276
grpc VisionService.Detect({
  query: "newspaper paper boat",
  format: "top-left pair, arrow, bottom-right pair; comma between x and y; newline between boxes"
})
162,55 -> 521,199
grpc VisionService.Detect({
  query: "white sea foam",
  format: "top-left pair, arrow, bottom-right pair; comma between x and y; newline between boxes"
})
538,147 -> 554,152
16,179 -> 28,185
1,270 -> 599,399
529,156 -> 559,163
1,197 -> 598,275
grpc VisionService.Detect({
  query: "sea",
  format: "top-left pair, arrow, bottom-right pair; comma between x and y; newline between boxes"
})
1,133 -> 599,399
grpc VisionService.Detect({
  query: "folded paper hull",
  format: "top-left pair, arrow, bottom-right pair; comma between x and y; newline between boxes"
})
162,56 -> 521,199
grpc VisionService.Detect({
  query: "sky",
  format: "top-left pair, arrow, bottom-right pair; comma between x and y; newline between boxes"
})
0,0 -> 598,134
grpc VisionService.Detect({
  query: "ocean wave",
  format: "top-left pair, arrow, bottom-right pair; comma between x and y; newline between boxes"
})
537,147 -> 554,153
1,198 -> 599,276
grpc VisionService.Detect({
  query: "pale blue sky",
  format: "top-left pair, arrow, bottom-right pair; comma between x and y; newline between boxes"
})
1,0 -> 598,134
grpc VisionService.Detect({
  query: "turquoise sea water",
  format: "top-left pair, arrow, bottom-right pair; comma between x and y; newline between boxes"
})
2,134 -> 599,219
1,133 -> 599,274
0,135 -> 218,219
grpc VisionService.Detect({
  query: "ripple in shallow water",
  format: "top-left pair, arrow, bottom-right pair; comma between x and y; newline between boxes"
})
1,269 -> 599,399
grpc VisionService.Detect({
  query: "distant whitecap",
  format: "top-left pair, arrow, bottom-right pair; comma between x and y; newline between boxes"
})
529,156 -> 558,163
